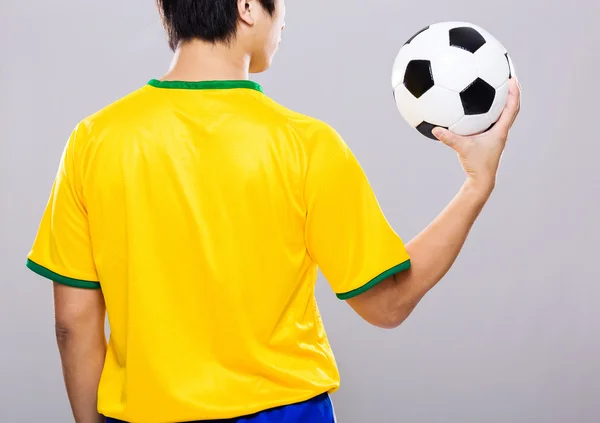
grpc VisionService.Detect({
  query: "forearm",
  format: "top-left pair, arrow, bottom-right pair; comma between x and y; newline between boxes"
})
391,179 -> 492,315
56,321 -> 107,423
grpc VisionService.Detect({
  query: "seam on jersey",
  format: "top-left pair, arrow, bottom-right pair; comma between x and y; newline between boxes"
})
247,95 -> 314,263
293,120 -> 316,264
336,259 -> 411,300
26,259 -> 101,289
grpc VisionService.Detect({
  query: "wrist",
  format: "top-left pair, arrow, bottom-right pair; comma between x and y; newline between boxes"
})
462,177 -> 494,203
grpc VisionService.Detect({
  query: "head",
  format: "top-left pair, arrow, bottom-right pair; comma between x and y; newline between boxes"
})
157,0 -> 286,73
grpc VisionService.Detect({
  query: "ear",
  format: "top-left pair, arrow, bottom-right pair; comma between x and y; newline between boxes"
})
238,0 -> 255,26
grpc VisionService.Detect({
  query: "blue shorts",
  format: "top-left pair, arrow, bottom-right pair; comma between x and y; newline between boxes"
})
105,392 -> 336,423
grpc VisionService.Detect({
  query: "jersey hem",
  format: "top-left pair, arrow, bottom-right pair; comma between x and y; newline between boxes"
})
336,259 -> 411,300
26,259 -> 101,289
100,388 -> 336,422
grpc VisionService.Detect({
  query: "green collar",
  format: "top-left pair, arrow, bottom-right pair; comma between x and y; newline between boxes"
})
147,79 -> 263,92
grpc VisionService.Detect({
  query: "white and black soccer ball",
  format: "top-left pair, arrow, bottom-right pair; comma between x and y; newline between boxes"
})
392,22 -> 515,140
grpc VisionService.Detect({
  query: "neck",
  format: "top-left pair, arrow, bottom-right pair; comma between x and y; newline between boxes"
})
161,39 -> 251,82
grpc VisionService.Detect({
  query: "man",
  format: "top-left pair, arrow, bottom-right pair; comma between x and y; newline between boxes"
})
26,0 -> 521,422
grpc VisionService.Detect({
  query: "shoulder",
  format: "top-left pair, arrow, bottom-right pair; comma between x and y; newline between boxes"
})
256,94 -> 348,153
60,85 -> 156,167
77,85 -> 157,137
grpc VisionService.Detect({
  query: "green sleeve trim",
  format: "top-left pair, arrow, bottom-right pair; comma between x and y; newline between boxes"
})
336,259 -> 411,300
26,259 -> 101,289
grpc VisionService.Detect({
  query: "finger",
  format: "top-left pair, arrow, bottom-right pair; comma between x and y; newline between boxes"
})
510,78 -> 522,126
432,127 -> 463,151
499,78 -> 521,131
494,78 -> 520,134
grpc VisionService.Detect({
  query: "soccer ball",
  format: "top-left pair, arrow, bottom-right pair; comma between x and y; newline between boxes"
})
392,22 -> 515,140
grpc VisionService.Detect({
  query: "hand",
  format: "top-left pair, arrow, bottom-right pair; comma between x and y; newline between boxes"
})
432,78 -> 521,193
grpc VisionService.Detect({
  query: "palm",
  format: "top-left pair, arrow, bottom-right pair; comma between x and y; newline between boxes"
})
432,78 -> 521,184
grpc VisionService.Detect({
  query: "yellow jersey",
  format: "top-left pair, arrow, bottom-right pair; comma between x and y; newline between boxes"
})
26,79 -> 411,422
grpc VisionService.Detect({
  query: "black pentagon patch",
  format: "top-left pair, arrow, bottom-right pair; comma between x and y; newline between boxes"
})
449,27 -> 486,53
460,78 -> 496,115
404,26 -> 429,45
505,53 -> 512,78
403,60 -> 434,99
416,122 -> 446,140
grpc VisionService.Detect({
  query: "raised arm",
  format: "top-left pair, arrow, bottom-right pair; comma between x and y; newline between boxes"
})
346,78 -> 521,328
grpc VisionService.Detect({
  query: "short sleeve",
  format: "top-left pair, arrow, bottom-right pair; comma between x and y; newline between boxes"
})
304,122 -> 410,300
26,123 -> 100,289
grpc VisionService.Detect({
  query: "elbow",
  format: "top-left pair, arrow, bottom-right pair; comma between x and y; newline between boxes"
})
374,284 -> 420,329
53,307 -> 104,346
54,320 -> 75,348
377,269 -> 424,329
347,274 -> 421,329
54,309 -> 88,335
52,283 -> 106,350
375,305 -> 414,329
376,287 -> 422,329
54,314 -> 105,351
360,298 -> 417,329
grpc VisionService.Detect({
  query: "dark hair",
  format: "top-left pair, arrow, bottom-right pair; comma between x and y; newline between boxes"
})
157,0 -> 276,50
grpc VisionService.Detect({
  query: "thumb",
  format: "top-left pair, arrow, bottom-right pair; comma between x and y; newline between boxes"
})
432,127 -> 460,149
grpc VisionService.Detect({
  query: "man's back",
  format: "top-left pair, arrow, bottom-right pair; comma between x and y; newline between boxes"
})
24,0 -> 520,421
27,79 -> 410,422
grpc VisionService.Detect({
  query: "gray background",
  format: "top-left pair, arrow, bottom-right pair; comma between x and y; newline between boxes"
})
1,0 -> 599,422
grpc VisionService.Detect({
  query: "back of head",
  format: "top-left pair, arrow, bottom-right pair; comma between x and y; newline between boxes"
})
156,0 -> 285,73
